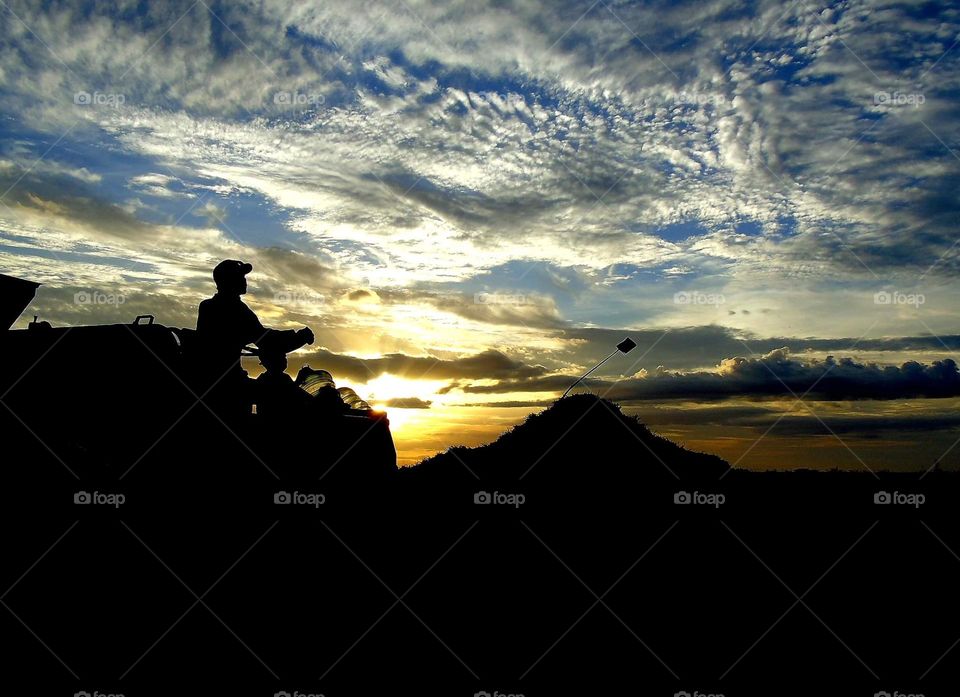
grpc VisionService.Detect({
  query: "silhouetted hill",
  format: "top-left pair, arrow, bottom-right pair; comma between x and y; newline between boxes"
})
399,393 -> 960,514
401,394 -> 728,496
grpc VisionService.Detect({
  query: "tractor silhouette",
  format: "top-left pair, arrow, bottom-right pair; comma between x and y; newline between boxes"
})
0,273 -> 396,491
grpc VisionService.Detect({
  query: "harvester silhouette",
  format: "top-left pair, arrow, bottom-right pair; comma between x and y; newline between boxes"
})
0,273 -> 396,488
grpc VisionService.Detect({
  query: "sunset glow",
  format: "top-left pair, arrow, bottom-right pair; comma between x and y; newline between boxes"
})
2,0 -> 959,470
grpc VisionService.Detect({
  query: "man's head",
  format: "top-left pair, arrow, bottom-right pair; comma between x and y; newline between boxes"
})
213,260 -> 252,295
259,347 -> 288,375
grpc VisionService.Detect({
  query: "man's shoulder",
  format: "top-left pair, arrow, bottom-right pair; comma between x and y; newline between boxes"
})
199,294 -> 249,311
199,294 -> 227,308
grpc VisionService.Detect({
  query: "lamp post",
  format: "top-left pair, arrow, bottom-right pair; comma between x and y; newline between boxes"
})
562,337 -> 637,398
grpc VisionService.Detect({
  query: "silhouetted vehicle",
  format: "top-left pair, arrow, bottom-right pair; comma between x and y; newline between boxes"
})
0,273 -> 396,484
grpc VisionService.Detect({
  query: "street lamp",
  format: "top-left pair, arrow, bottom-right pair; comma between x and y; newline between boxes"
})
562,337 -> 637,398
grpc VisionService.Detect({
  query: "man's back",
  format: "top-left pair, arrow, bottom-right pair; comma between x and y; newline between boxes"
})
198,294 -> 264,351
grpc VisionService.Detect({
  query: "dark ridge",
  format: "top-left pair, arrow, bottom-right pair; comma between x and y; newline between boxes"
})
403,393 -> 728,485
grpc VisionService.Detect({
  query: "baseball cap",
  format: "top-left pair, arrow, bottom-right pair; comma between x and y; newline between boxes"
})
213,259 -> 252,286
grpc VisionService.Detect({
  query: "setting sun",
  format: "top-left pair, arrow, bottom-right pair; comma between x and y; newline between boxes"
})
362,374 -> 446,407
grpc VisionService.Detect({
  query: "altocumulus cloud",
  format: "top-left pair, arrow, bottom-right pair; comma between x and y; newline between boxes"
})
2,0 -> 958,296
0,0 -> 959,437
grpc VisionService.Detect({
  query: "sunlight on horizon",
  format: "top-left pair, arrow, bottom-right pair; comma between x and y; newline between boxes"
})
1,0 -> 958,472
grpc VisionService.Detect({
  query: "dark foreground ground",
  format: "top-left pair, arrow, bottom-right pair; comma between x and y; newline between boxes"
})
2,394 -> 959,694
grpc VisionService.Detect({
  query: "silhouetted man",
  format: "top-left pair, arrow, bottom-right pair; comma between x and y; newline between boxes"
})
196,259 -> 314,419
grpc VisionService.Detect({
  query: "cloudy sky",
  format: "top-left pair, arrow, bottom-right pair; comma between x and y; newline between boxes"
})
1,0 -> 959,468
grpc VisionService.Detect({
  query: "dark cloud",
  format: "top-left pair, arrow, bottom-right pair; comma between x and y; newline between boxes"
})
625,405 -> 777,426
460,399 -> 556,408
289,347 -> 548,384
347,288 -> 375,301
458,375 -> 575,395
731,414 -> 960,437
1,171 -> 157,244
621,404 -> 960,435
381,397 -> 432,409
455,349 -> 960,402
559,326 -> 960,372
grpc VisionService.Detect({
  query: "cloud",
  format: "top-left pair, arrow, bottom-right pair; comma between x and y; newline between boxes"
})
426,292 -> 567,330
455,348 -> 960,402
3,0 -> 955,293
554,325 -> 960,373
346,288 -> 378,302
1,0 -> 959,474
459,399 -> 556,409
0,157 -> 101,184
289,347 -> 548,384
381,397 -> 432,409
730,414 -> 960,437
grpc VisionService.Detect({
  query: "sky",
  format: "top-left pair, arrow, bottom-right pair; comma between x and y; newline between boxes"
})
1,0 -> 959,470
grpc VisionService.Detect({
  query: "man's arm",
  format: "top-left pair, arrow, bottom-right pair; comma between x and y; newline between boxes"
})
242,303 -> 313,353
240,302 -> 268,343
